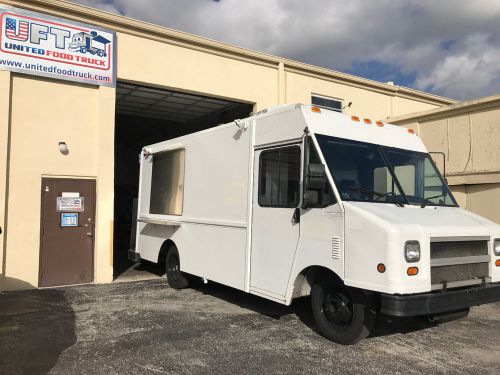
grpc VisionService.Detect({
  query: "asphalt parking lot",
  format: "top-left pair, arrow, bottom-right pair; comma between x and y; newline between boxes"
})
1,276 -> 499,375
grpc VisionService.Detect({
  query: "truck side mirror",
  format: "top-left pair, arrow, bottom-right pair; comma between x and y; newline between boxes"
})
303,190 -> 320,208
306,164 -> 326,190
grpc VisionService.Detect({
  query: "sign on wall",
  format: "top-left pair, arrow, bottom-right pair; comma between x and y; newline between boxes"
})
0,5 -> 116,87
57,196 -> 85,212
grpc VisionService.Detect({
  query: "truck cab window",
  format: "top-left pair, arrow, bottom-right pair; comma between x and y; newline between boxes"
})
316,134 -> 457,207
258,147 -> 300,207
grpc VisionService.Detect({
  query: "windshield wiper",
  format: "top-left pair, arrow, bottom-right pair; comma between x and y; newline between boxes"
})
420,193 -> 445,208
348,187 -> 405,207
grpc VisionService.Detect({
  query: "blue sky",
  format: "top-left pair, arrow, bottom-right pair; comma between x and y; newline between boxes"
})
71,0 -> 500,101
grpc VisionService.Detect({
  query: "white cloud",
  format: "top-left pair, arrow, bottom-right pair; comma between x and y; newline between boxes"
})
70,0 -> 500,100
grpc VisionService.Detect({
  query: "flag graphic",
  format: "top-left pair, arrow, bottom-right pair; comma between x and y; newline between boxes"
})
5,18 -> 29,41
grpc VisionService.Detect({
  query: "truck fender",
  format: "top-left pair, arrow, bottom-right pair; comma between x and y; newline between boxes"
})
290,266 -> 343,300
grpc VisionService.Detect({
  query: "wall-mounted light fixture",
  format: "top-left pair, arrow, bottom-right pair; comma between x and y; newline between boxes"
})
58,142 -> 69,155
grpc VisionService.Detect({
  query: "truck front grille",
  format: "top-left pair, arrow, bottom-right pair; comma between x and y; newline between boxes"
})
431,240 -> 488,259
431,262 -> 489,284
430,239 -> 490,289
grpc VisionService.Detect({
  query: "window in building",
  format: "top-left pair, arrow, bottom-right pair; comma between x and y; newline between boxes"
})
149,148 -> 185,215
259,146 -> 301,207
311,94 -> 343,112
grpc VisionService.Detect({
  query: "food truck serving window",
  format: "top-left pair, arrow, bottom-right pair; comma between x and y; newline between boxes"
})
149,149 -> 185,215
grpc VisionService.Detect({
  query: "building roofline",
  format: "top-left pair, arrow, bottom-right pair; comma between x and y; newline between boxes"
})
3,0 -> 456,106
389,93 -> 500,124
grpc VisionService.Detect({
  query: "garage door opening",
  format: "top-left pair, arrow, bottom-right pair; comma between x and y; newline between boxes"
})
114,82 -> 253,277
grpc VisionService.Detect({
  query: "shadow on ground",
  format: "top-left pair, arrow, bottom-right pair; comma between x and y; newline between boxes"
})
113,260 -> 165,282
0,278 -> 76,375
192,281 -> 436,340
115,259 -> 441,341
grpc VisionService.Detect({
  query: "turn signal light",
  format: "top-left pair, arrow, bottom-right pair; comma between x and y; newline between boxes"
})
376,121 -> 384,127
351,116 -> 360,122
496,260 -> 500,267
363,118 -> 372,124
407,128 -> 415,134
311,106 -> 321,113
377,263 -> 386,273
407,267 -> 419,276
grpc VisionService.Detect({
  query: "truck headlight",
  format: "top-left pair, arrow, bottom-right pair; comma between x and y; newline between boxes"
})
405,241 -> 420,262
494,239 -> 500,256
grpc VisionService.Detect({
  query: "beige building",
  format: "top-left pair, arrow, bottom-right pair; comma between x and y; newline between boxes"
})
0,0 -> 455,291
389,94 -> 500,225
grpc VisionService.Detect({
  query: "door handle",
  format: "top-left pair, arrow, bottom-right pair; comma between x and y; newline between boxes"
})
84,218 -> 93,237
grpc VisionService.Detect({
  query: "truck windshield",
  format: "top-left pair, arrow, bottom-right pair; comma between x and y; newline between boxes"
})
315,134 -> 457,207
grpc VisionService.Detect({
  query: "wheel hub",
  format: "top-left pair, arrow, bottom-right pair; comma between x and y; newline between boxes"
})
323,291 -> 353,327
167,256 -> 180,273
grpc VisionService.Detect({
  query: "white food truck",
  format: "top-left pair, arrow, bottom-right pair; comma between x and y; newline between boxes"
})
130,104 -> 500,344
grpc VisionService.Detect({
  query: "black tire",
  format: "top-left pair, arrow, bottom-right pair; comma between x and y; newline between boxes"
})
310,277 -> 376,345
165,245 -> 192,289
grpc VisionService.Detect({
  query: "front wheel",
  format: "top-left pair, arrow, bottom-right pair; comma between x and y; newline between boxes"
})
165,245 -> 192,289
310,278 -> 375,345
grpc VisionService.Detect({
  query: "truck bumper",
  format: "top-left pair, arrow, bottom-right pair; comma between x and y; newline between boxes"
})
380,282 -> 500,317
128,249 -> 141,262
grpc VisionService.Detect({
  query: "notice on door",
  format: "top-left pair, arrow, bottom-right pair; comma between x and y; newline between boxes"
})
57,197 -> 84,212
61,212 -> 78,227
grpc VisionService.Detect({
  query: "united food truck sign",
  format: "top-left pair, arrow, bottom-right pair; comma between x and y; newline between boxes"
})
0,6 -> 116,87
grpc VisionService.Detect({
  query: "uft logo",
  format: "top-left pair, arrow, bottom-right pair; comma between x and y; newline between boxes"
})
4,16 -> 110,56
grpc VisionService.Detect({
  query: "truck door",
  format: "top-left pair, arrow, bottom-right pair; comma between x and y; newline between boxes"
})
250,145 -> 301,299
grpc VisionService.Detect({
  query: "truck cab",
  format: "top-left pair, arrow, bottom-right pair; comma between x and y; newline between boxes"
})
285,106 -> 500,343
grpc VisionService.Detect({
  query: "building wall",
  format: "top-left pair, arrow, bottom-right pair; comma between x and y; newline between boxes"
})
450,184 -> 500,224
0,74 -> 115,290
0,71 -> 10,289
389,95 -> 500,224
117,33 -> 441,118
410,108 -> 500,178
0,0 -> 454,290
465,183 -> 500,223
117,33 -> 277,110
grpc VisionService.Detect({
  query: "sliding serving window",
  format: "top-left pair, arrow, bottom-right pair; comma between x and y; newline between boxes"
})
149,148 -> 185,215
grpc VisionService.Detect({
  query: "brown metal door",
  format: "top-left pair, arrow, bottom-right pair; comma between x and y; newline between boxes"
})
39,178 -> 96,287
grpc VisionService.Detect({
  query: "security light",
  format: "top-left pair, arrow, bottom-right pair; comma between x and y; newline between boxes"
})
58,142 -> 69,155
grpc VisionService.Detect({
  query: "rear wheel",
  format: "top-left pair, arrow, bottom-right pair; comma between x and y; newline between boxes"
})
311,277 -> 375,345
165,245 -> 192,289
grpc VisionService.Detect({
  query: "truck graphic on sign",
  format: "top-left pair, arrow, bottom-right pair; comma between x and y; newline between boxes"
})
68,31 -> 110,57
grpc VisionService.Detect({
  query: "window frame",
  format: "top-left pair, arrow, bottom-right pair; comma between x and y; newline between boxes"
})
303,136 -> 337,208
311,94 -> 343,113
149,147 -> 186,216
257,145 -> 301,208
